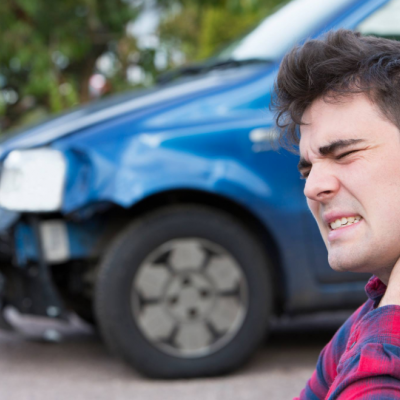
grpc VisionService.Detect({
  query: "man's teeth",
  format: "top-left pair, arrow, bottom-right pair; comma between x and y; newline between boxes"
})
330,216 -> 361,230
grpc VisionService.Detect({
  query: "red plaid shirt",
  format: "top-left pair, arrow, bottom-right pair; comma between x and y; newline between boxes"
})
296,276 -> 400,399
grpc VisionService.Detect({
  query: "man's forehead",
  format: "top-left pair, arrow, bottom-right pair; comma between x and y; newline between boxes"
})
299,125 -> 356,160
299,95 -> 376,157
302,93 -> 372,123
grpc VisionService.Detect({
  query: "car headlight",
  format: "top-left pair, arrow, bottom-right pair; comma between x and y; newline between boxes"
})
0,148 -> 66,212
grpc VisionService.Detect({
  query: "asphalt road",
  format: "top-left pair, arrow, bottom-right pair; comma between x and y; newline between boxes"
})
0,310 -> 352,400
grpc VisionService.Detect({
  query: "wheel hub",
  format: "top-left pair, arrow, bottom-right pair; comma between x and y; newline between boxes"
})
165,272 -> 215,322
132,238 -> 248,357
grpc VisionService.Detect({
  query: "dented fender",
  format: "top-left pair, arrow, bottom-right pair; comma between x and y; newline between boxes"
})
56,121 -> 278,220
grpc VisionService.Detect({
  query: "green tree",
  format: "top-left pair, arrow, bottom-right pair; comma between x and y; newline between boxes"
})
0,0 -> 139,131
158,0 -> 286,62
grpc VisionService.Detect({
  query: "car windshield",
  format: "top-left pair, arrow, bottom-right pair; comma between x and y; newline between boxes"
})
216,0 -> 356,61
356,0 -> 400,40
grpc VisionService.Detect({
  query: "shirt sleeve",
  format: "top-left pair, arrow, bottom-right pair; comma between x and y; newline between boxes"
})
326,305 -> 400,399
294,302 -> 373,400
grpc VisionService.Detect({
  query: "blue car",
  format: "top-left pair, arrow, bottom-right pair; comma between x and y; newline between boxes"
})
0,0 -> 396,378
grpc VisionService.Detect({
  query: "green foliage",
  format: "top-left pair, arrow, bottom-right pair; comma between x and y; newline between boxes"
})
158,0 -> 285,61
0,0 -> 286,133
197,7 -> 266,60
0,0 -> 138,131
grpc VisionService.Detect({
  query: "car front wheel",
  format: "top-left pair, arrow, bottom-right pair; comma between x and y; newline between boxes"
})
95,205 -> 273,378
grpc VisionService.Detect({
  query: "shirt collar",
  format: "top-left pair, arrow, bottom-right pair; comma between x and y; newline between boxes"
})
365,275 -> 387,301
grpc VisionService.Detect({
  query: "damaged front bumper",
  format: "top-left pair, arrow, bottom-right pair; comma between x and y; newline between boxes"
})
0,214 -> 68,330
0,208 -> 108,330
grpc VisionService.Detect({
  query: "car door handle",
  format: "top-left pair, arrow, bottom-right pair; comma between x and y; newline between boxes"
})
249,128 -> 278,143
249,128 -> 279,152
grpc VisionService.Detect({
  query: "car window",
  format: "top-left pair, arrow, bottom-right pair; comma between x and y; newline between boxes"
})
356,0 -> 400,40
216,0 -> 355,61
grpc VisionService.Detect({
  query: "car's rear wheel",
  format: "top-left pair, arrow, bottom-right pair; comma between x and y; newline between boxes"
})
95,205 -> 273,378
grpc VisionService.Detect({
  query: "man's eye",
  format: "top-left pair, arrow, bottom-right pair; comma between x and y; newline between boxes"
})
337,150 -> 358,159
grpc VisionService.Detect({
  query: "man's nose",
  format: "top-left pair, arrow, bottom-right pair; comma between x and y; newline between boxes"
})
303,165 -> 339,202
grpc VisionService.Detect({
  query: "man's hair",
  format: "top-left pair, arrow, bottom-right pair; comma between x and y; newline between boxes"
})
271,29 -> 400,151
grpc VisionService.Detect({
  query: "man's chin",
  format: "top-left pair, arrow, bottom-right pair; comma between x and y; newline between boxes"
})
328,254 -> 367,273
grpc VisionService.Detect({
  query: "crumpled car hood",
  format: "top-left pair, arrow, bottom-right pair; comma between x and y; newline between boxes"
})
0,64 -> 274,160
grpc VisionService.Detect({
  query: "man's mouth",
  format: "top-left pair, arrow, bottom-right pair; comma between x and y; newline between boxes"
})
329,216 -> 362,230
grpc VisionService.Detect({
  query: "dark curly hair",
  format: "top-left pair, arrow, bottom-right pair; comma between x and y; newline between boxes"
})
271,29 -> 400,151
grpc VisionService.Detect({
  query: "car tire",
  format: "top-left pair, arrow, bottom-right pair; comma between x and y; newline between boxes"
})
95,205 -> 273,378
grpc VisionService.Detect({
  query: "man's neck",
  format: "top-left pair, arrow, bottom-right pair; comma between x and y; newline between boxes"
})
377,259 -> 400,307
374,259 -> 400,286
376,267 -> 392,286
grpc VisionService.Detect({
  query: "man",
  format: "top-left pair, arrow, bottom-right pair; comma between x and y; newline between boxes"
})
272,29 -> 400,399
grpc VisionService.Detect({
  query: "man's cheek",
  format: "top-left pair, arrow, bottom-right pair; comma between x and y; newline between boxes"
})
306,198 -> 319,221
317,221 -> 329,245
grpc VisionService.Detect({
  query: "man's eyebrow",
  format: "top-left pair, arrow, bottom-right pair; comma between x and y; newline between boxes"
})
297,139 -> 365,172
318,138 -> 365,156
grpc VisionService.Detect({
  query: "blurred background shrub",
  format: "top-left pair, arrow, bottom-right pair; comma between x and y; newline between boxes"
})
0,0 -> 285,133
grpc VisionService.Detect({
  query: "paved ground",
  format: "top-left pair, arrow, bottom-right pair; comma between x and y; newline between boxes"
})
0,310 -> 352,400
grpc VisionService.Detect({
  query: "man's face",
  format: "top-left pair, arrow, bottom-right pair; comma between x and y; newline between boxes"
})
299,94 -> 400,279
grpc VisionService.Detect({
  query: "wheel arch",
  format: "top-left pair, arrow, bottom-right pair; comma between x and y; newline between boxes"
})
97,188 -> 286,314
